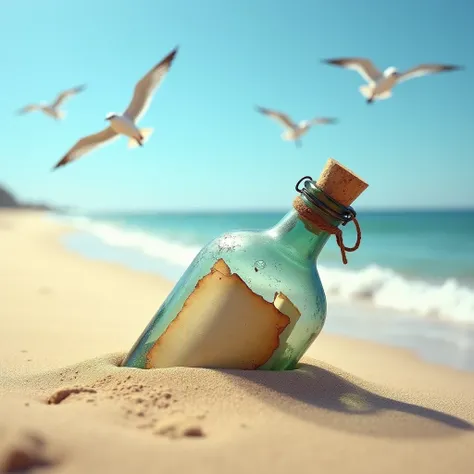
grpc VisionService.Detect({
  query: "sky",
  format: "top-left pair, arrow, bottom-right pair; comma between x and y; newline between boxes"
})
0,0 -> 473,212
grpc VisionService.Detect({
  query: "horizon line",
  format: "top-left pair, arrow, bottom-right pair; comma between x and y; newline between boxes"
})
55,205 -> 474,215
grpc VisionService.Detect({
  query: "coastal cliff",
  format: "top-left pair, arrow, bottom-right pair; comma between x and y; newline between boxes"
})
0,184 -> 52,210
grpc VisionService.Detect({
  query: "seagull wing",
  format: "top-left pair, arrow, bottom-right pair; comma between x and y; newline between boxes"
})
52,127 -> 118,170
255,106 -> 296,129
397,64 -> 463,84
311,117 -> 338,125
322,57 -> 382,83
51,84 -> 87,109
123,47 -> 178,123
17,104 -> 41,115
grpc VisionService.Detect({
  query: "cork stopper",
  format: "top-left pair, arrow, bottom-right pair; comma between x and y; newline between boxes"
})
316,158 -> 368,206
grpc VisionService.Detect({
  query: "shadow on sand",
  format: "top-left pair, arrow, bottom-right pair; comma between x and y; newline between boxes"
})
13,352 -> 473,441
224,361 -> 474,439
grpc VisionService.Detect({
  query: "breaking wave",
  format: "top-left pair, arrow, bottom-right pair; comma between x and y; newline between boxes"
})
62,215 -> 474,325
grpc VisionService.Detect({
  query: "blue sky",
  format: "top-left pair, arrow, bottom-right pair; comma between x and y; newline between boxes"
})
0,0 -> 472,211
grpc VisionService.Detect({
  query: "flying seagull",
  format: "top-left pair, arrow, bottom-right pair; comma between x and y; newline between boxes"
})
255,106 -> 337,148
322,57 -> 463,103
17,84 -> 86,120
52,46 -> 178,170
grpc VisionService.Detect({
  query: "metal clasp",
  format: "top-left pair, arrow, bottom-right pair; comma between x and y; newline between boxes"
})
341,207 -> 357,226
295,176 -> 313,193
295,175 -> 357,226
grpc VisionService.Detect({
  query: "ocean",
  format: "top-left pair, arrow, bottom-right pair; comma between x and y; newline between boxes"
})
53,209 -> 474,372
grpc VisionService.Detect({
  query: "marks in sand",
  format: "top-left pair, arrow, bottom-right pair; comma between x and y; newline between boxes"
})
45,374 -> 206,440
47,388 -> 97,405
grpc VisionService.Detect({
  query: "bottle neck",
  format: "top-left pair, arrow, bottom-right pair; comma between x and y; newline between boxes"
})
266,183 -> 351,262
266,209 -> 333,262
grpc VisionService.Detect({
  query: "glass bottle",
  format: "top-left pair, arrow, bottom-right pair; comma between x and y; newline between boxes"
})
122,159 -> 367,371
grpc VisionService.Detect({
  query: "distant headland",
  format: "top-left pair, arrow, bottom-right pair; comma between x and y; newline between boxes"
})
0,184 -> 54,211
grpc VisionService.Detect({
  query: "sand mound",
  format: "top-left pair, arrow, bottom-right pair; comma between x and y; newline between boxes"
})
1,353 -> 474,473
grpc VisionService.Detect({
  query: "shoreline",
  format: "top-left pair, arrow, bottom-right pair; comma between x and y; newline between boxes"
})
0,209 -> 173,374
1,209 -> 474,473
51,211 -> 474,373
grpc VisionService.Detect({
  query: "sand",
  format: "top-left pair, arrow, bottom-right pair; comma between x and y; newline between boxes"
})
1,210 -> 473,474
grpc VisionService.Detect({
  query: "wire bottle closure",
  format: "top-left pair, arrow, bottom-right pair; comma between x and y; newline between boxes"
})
293,176 -> 362,265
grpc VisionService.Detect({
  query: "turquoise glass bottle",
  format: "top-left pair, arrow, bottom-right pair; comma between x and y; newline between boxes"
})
122,158 -> 368,371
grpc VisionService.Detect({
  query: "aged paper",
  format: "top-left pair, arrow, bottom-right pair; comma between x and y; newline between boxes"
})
146,259 -> 299,369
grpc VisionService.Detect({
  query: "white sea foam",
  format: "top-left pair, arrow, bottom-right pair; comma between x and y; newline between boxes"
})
65,216 -> 201,267
62,215 -> 474,325
320,265 -> 474,324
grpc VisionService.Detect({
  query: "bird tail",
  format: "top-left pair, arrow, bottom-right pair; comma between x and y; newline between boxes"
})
128,127 -> 154,149
359,85 -> 373,99
56,110 -> 66,120
376,90 -> 392,100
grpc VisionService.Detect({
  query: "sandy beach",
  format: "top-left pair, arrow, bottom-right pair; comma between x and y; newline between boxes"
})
1,210 -> 473,474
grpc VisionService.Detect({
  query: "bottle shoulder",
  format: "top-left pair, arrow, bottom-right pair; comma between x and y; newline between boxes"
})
198,229 -> 323,292
203,229 -> 316,271
210,229 -> 268,250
